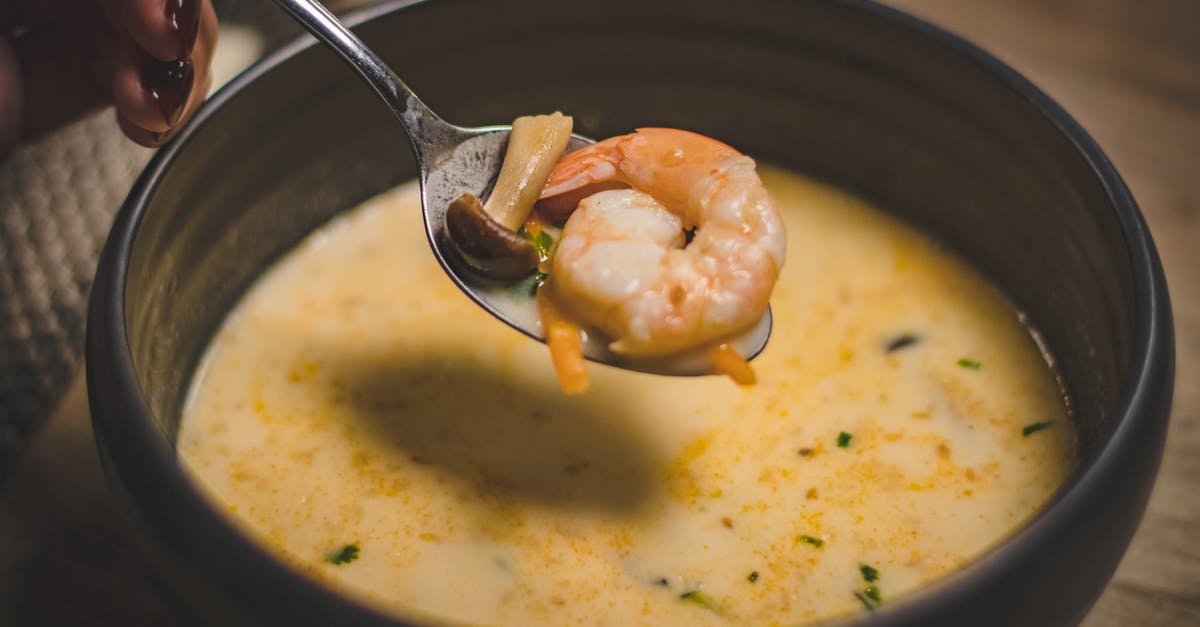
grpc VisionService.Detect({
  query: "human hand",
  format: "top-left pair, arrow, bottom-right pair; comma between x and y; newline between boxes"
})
0,0 -> 217,155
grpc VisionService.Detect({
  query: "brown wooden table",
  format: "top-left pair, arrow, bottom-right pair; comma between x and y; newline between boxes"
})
1,1 -> 1197,624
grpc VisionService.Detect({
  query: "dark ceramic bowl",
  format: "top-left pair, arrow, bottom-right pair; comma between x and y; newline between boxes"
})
86,1 -> 1174,625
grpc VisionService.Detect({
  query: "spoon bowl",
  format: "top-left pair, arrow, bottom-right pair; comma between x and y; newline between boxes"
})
424,129 -> 774,374
273,0 -> 772,374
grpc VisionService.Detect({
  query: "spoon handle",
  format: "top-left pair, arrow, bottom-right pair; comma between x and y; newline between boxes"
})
272,0 -> 458,158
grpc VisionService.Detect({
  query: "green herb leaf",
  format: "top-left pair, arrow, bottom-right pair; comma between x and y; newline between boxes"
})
535,231 -> 553,258
519,225 -> 554,259
854,584 -> 883,611
1022,421 -> 1054,437
799,535 -> 824,549
957,358 -> 982,370
747,571 -> 759,583
836,432 -> 853,448
327,544 -> 360,565
854,590 -> 878,611
509,271 -> 548,300
679,591 -> 718,612
859,563 -> 879,583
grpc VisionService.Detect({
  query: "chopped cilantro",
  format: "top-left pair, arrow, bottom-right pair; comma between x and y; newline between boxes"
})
854,563 -> 883,610
518,225 -> 554,259
799,535 -> 824,548
836,432 -> 853,448
1022,421 -> 1054,437
679,590 -> 718,611
747,571 -> 759,583
509,271 -> 548,299
957,358 -> 982,370
534,231 -> 553,257
327,544 -> 359,565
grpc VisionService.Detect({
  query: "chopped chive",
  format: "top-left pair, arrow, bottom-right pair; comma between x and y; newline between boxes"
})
836,432 -> 853,448
327,543 -> 360,565
799,535 -> 824,548
885,334 -> 921,353
863,584 -> 882,603
747,571 -> 759,583
679,590 -> 718,611
957,358 -> 982,370
859,563 -> 879,583
1022,421 -> 1054,437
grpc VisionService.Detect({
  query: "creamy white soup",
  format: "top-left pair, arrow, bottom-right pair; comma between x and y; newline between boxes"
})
179,167 -> 1074,626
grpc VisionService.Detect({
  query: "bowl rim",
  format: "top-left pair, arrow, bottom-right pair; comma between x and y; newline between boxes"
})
87,0 -> 1174,625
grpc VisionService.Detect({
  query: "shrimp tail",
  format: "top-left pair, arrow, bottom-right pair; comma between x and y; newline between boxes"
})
710,343 -> 757,386
538,290 -> 589,394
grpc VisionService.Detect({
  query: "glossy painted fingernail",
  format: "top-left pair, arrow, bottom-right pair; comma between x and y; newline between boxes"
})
164,0 -> 201,59
141,58 -> 194,128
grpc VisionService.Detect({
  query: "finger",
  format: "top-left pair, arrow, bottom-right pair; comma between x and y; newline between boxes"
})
190,0 -> 216,91
12,19 -> 116,139
106,0 -> 201,61
115,57 -> 210,148
113,0 -> 215,144
115,62 -> 209,147
114,108 -> 157,146
112,42 -> 192,134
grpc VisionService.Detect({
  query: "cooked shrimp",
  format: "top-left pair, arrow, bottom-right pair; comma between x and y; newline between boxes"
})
538,128 -> 786,357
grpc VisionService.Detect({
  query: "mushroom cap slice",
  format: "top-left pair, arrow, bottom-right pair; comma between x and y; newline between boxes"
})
443,193 -> 539,280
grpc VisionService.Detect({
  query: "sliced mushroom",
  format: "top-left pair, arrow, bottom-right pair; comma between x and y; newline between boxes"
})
485,112 -> 574,231
442,113 -> 573,280
444,193 -> 539,280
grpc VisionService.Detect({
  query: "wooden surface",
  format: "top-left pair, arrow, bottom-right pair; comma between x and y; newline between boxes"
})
1,1 -> 1197,624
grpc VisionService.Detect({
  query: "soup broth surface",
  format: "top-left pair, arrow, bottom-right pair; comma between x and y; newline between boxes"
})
180,168 -> 1074,626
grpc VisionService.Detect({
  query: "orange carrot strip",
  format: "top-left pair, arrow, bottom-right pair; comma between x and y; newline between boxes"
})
538,292 -> 589,394
710,343 -> 756,386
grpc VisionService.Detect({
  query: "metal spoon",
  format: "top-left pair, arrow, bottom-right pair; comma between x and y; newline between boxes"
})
273,0 -> 771,375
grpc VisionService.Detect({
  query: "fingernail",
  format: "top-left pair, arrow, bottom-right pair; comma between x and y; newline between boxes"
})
141,58 -> 194,128
164,0 -> 201,59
